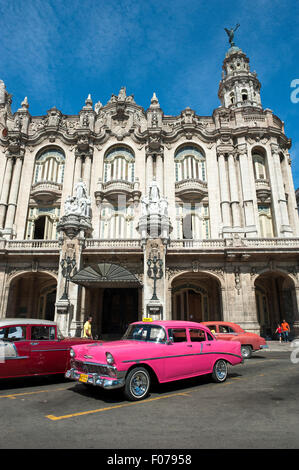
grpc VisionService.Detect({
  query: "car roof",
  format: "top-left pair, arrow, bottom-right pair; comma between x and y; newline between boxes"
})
0,319 -> 56,327
202,321 -> 243,330
133,320 -> 211,331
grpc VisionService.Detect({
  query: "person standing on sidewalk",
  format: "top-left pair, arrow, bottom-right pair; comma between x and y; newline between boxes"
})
281,319 -> 290,342
83,316 -> 93,339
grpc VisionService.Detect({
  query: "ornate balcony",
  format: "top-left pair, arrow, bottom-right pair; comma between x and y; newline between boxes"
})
255,179 -> 271,202
31,181 -> 62,203
95,178 -> 141,204
175,178 -> 208,200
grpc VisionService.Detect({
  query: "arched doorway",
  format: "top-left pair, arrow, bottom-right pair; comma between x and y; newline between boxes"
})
254,271 -> 297,337
171,272 -> 222,322
71,263 -> 142,339
6,272 -> 57,320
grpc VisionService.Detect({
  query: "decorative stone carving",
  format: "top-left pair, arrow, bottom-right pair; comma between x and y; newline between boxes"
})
137,180 -> 172,244
141,180 -> 169,217
64,180 -> 91,218
57,180 -> 92,239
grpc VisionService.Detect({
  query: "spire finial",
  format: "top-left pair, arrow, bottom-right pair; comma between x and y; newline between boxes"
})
150,92 -> 160,108
21,96 -> 29,109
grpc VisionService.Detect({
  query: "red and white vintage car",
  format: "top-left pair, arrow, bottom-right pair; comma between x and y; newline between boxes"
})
0,319 -> 96,379
65,320 -> 243,401
201,321 -> 268,359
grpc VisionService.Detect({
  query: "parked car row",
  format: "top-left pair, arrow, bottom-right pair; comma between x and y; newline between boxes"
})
0,318 -> 268,401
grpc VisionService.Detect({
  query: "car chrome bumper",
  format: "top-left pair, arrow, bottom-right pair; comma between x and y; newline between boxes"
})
65,368 -> 125,390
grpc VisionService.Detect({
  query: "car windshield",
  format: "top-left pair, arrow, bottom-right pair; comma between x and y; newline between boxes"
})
122,324 -> 166,343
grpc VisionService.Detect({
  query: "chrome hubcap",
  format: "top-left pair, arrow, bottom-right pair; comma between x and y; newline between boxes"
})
130,371 -> 149,397
216,360 -> 227,380
241,346 -> 249,357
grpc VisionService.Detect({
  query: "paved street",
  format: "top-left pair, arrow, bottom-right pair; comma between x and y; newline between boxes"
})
0,348 -> 298,449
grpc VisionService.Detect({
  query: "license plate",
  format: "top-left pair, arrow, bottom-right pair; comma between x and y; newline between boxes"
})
79,374 -> 88,383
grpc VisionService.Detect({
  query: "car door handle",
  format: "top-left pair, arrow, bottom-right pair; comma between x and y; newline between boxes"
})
187,345 -> 193,347
30,342 -> 39,346
206,344 -> 212,346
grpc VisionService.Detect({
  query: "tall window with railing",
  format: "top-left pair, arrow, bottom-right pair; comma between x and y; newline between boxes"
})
175,146 -> 206,183
100,203 -> 135,239
253,153 -> 267,180
33,148 -> 65,184
176,203 -> 210,239
258,204 -> 274,237
103,147 -> 135,183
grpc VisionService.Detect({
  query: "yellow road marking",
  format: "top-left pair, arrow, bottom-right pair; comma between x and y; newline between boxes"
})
46,392 -> 188,421
0,387 -> 70,400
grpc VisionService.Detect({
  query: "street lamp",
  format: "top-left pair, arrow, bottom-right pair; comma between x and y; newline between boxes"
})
147,253 -> 163,301
60,253 -> 77,300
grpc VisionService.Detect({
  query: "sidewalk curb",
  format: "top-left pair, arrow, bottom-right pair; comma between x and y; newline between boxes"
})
264,341 -> 293,352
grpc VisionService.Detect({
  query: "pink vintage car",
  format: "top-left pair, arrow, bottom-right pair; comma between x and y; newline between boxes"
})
65,320 -> 243,401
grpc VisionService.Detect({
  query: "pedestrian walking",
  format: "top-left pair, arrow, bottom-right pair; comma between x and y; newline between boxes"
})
82,315 -> 93,339
281,319 -> 290,342
275,324 -> 282,343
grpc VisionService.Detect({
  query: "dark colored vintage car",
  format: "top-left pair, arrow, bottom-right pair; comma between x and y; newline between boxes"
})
0,319 -> 96,379
201,321 -> 268,358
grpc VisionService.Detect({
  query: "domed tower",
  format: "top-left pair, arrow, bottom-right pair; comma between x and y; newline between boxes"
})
218,25 -> 262,109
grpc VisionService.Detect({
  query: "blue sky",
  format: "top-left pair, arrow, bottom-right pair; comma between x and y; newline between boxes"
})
1,0 -> 299,188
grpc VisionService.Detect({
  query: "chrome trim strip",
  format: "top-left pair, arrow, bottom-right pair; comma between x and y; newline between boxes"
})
4,356 -> 29,360
122,351 -> 243,363
31,349 -> 69,352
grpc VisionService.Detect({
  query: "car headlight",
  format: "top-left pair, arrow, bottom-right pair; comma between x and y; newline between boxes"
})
70,348 -> 75,358
106,352 -> 115,365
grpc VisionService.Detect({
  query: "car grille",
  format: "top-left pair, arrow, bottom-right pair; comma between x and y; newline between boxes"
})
74,360 -> 110,376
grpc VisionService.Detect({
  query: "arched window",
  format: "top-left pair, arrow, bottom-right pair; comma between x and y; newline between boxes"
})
33,148 -> 65,184
175,146 -> 206,183
241,89 -> 248,102
103,147 -> 135,183
253,153 -> 267,180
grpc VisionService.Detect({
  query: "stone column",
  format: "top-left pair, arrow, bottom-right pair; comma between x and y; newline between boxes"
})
283,152 -> 299,236
0,156 -> 14,229
143,238 -> 166,320
146,154 -> 154,191
218,153 -> 231,230
4,156 -> 23,231
73,154 -> 83,188
228,153 -> 241,228
83,154 -> 92,193
238,144 -> 257,237
156,154 -> 164,194
271,144 -> 292,236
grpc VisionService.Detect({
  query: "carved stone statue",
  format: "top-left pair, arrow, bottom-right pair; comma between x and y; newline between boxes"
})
64,180 -> 91,218
94,101 -> 103,114
140,180 -> 168,217
224,24 -> 240,47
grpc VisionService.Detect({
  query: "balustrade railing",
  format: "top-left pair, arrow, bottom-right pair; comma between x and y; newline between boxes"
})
1,237 -> 299,252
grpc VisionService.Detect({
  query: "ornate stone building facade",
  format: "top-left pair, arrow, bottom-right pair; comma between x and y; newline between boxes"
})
0,39 -> 299,339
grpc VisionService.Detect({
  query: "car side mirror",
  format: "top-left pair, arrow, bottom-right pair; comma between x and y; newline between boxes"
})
167,338 -> 174,345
